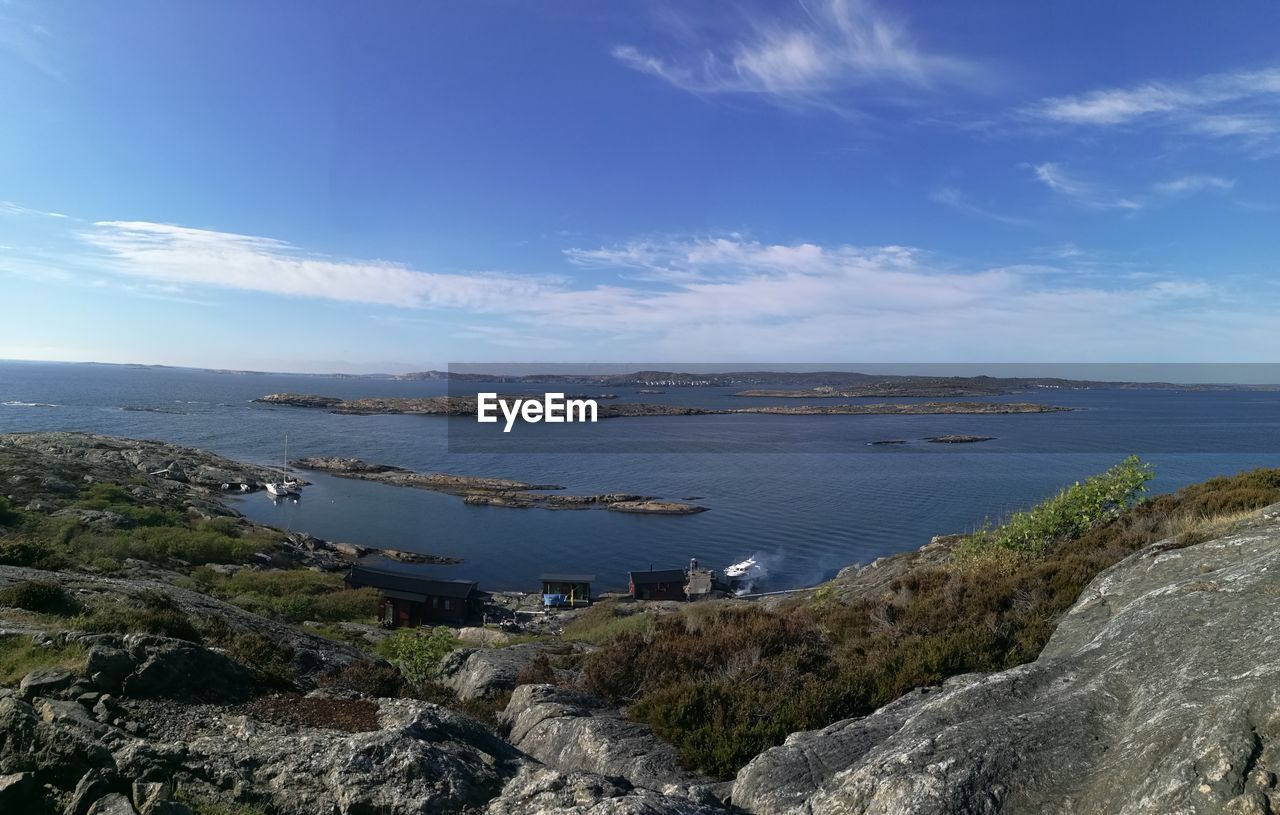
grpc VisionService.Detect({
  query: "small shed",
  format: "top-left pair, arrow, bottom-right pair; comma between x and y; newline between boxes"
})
539,574 -> 595,608
345,565 -> 478,627
629,568 -> 687,601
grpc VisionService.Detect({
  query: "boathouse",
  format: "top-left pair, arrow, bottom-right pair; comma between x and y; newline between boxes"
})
345,565 -> 478,626
539,574 -> 595,608
629,568 -> 687,601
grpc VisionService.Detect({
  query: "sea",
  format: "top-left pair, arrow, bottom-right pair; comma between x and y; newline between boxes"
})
3,360 -> 1280,592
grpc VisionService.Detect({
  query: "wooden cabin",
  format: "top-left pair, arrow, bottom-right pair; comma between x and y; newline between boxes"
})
539,574 -> 595,608
345,565 -> 478,627
628,568 -> 687,601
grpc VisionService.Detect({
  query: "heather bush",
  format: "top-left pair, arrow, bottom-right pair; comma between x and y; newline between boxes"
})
583,459 -> 1280,777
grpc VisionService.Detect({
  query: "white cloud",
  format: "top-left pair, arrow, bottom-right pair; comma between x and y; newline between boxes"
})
1151,174 -> 1235,196
1029,163 -> 1143,210
613,0 -> 979,113
1026,67 -> 1280,150
1,200 -> 69,219
14,216 -> 1256,360
1029,163 -> 1233,210
81,221 -> 554,311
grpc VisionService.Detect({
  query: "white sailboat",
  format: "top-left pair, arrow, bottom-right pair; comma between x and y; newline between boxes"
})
264,434 -> 300,500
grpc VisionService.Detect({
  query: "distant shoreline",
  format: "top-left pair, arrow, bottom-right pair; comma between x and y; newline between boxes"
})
255,392 -> 1073,418
5,359 -> 1280,389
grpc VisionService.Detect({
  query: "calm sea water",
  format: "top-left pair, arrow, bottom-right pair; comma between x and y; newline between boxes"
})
3,360 -> 1280,591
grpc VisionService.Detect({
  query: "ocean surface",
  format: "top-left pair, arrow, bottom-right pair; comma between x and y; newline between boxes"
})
4,360 -> 1280,592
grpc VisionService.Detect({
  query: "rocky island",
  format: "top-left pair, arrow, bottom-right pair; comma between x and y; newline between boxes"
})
294,457 -> 709,514
257,392 -> 1070,418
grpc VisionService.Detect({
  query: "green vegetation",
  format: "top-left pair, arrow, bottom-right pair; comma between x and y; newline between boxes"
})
75,590 -> 204,643
0,496 -> 21,527
0,634 -> 86,685
73,482 -> 183,527
190,566 -> 378,624
374,627 -> 460,687
0,580 -> 82,615
561,599 -> 654,644
0,510 -> 277,573
956,455 -> 1153,562
583,460 -> 1280,777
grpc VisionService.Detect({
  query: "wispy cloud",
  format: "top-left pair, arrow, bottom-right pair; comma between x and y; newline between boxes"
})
1151,174 -> 1235,197
81,221 -> 555,311
0,4 -> 62,81
1028,163 -> 1233,211
1025,67 -> 1280,151
613,0 -> 979,114
930,187 -> 1034,227
1,200 -> 69,219
5,213 -> 1255,359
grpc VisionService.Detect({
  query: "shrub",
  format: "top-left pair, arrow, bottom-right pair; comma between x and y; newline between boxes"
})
321,660 -> 404,698
514,653 -> 555,686
0,496 -> 21,526
0,580 -> 82,615
582,460 -> 1280,777
956,455 -> 1153,561
77,592 -> 204,643
194,568 -> 378,623
224,632 -> 296,685
375,628 -> 459,687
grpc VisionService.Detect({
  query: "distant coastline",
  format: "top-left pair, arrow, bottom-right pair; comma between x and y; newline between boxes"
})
6,359 -> 1280,391
255,392 -> 1072,418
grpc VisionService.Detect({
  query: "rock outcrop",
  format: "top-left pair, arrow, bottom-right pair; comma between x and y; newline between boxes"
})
502,685 -> 719,802
0,432 -> 285,505
1,686 -> 725,815
440,644 -> 557,701
733,505 -> 1280,814
0,565 -> 367,683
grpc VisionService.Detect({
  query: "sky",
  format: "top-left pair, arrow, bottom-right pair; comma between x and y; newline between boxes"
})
3,1 -> 1280,373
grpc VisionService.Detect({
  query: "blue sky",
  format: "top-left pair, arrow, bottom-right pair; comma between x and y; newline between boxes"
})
3,1 -> 1280,372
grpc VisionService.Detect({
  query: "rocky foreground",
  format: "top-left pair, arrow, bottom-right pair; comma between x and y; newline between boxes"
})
5,432 -> 1280,814
8,504 -> 1280,813
734,506 -> 1280,814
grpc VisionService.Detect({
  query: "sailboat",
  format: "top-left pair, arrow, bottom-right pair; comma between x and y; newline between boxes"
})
264,434 -> 301,500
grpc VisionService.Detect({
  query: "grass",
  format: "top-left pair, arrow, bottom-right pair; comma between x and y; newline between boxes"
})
189,566 -> 379,624
75,590 -> 204,643
0,512 -> 277,574
582,460 -> 1280,778
561,599 -> 655,644
0,634 -> 87,685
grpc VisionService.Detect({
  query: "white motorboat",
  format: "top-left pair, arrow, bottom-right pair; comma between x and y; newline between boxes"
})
724,557 -> 766,587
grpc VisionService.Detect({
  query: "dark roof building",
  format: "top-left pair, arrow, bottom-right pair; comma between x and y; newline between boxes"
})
345,565 -> 478,626
629,568 -> 687,601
